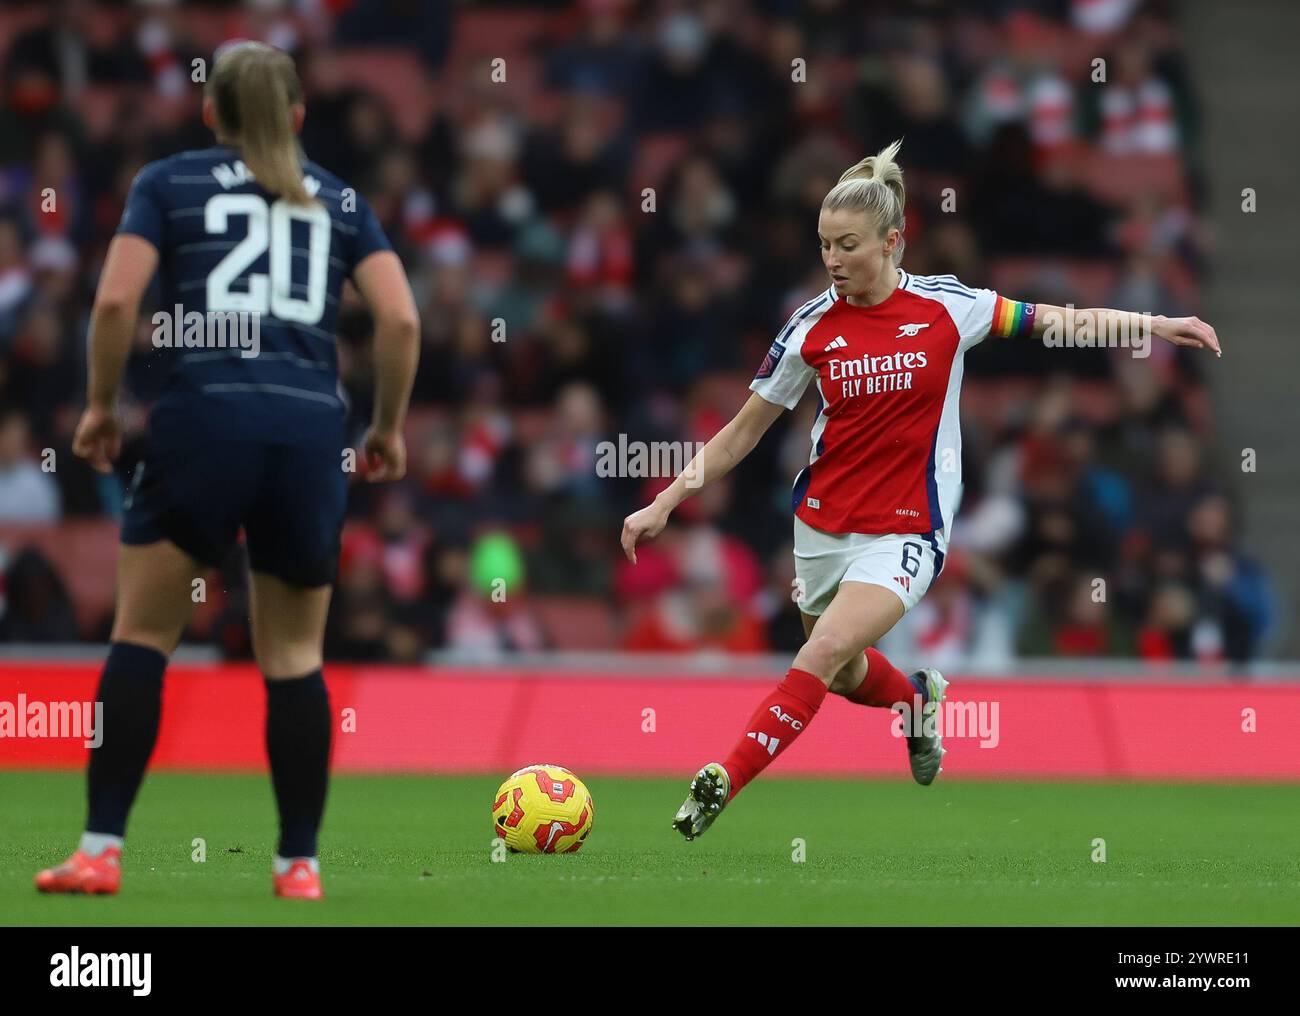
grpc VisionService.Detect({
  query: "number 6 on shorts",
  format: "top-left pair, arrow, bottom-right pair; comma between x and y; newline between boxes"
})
901,541 -> 923,578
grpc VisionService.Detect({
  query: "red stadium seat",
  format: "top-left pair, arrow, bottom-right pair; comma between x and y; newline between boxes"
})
404,405 -> 451,438
631,134 -> 690,200
510,408 -> 553,445
1161,257 -> 1200,307
989,258 -> 1120,307
532,595 -> 619,650
451,10 -> 555,60
0,520 -> 236,640
0,520 -> 120,636
334,49 -> 438,140
1082,152 -> 1188,207
960,378 -> 1040,431
76,85 -> 129,141
0,7 -> 53,63
1070,380 -> 1124,424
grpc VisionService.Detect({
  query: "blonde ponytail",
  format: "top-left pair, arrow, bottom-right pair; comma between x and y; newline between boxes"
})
208,42 -> 312,205
823,139 -> 907,264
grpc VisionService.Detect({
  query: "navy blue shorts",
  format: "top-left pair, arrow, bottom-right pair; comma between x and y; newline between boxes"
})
121,409 -> 348,588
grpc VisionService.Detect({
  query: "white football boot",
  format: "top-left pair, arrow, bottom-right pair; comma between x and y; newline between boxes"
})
672,762 -> 732,841
906,668 -> 948,786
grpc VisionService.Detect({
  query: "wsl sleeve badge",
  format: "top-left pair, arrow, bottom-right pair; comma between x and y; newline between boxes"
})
492,764 -> 595,854
755,339 -> 786,380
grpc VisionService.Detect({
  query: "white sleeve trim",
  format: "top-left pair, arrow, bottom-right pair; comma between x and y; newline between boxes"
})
748,289 -> 834,410
902,273 -> 997,353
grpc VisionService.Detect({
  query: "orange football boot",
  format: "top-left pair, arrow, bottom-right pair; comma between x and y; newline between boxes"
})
273,859 -> 324,900
35,847 -> 122,895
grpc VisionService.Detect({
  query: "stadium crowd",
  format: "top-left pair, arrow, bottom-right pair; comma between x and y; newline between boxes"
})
0,0 -> 1277,663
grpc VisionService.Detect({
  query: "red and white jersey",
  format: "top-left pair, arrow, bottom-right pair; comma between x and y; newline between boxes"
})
751,269 -> 1021,541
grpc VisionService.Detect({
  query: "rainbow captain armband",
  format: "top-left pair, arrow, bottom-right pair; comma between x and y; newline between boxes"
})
990,295 -> 1036,339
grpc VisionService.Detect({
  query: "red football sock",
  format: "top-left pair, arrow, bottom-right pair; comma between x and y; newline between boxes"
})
721,668 -> 827,798
846,648 -> 915,709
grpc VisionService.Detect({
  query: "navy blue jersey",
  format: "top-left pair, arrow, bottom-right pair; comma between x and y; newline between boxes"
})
116,145 -> 391,441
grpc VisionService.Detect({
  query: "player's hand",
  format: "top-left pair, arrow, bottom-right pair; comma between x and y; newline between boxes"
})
1153,315 -> 1221,357
362,425 -> 406,482
621,501 -> 670,564
71,404 -> 122,474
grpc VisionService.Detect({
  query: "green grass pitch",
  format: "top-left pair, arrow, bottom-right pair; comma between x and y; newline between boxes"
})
2,772 -> 1298,925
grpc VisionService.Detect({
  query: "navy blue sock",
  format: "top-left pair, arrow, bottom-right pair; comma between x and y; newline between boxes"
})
85,641 -> 168,837
265,671 -> 331,858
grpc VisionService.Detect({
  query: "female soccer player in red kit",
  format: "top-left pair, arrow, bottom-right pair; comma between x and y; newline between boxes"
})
621,139 -> 1221,840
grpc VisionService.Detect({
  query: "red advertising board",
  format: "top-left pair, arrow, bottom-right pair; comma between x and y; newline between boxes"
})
1,664 -> 1296,779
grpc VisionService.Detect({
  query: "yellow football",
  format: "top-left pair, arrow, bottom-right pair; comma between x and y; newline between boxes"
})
492,764 -> 595,854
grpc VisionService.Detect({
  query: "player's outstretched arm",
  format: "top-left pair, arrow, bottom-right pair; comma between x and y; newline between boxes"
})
1029,303 -> 1221,357
621,392 -> 785,563
352,250 -> 421,483
73,234 -> 160,474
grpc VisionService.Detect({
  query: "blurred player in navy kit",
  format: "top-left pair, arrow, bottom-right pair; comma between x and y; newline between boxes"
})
36,42 -> 419,899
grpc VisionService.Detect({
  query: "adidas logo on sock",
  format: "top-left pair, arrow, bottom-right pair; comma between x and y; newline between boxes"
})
746,731 -> 781,756
823,335 -> 848,351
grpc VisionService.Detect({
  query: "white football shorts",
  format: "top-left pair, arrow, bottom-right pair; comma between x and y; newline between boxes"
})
792,515 -> 946,616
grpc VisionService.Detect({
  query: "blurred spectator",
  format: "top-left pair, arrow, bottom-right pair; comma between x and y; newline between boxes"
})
963,13 -> 1076,153
0,406 -> 60,522
443,531 -> 545,652
0,0 -> 1268,661
1136,426 -> 1217,557
0,546 -> 78,642
544,0 -> 644,102
0,215 -> 35,346
1186,494 -> 1274,662
1085,38 -> 1184,155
